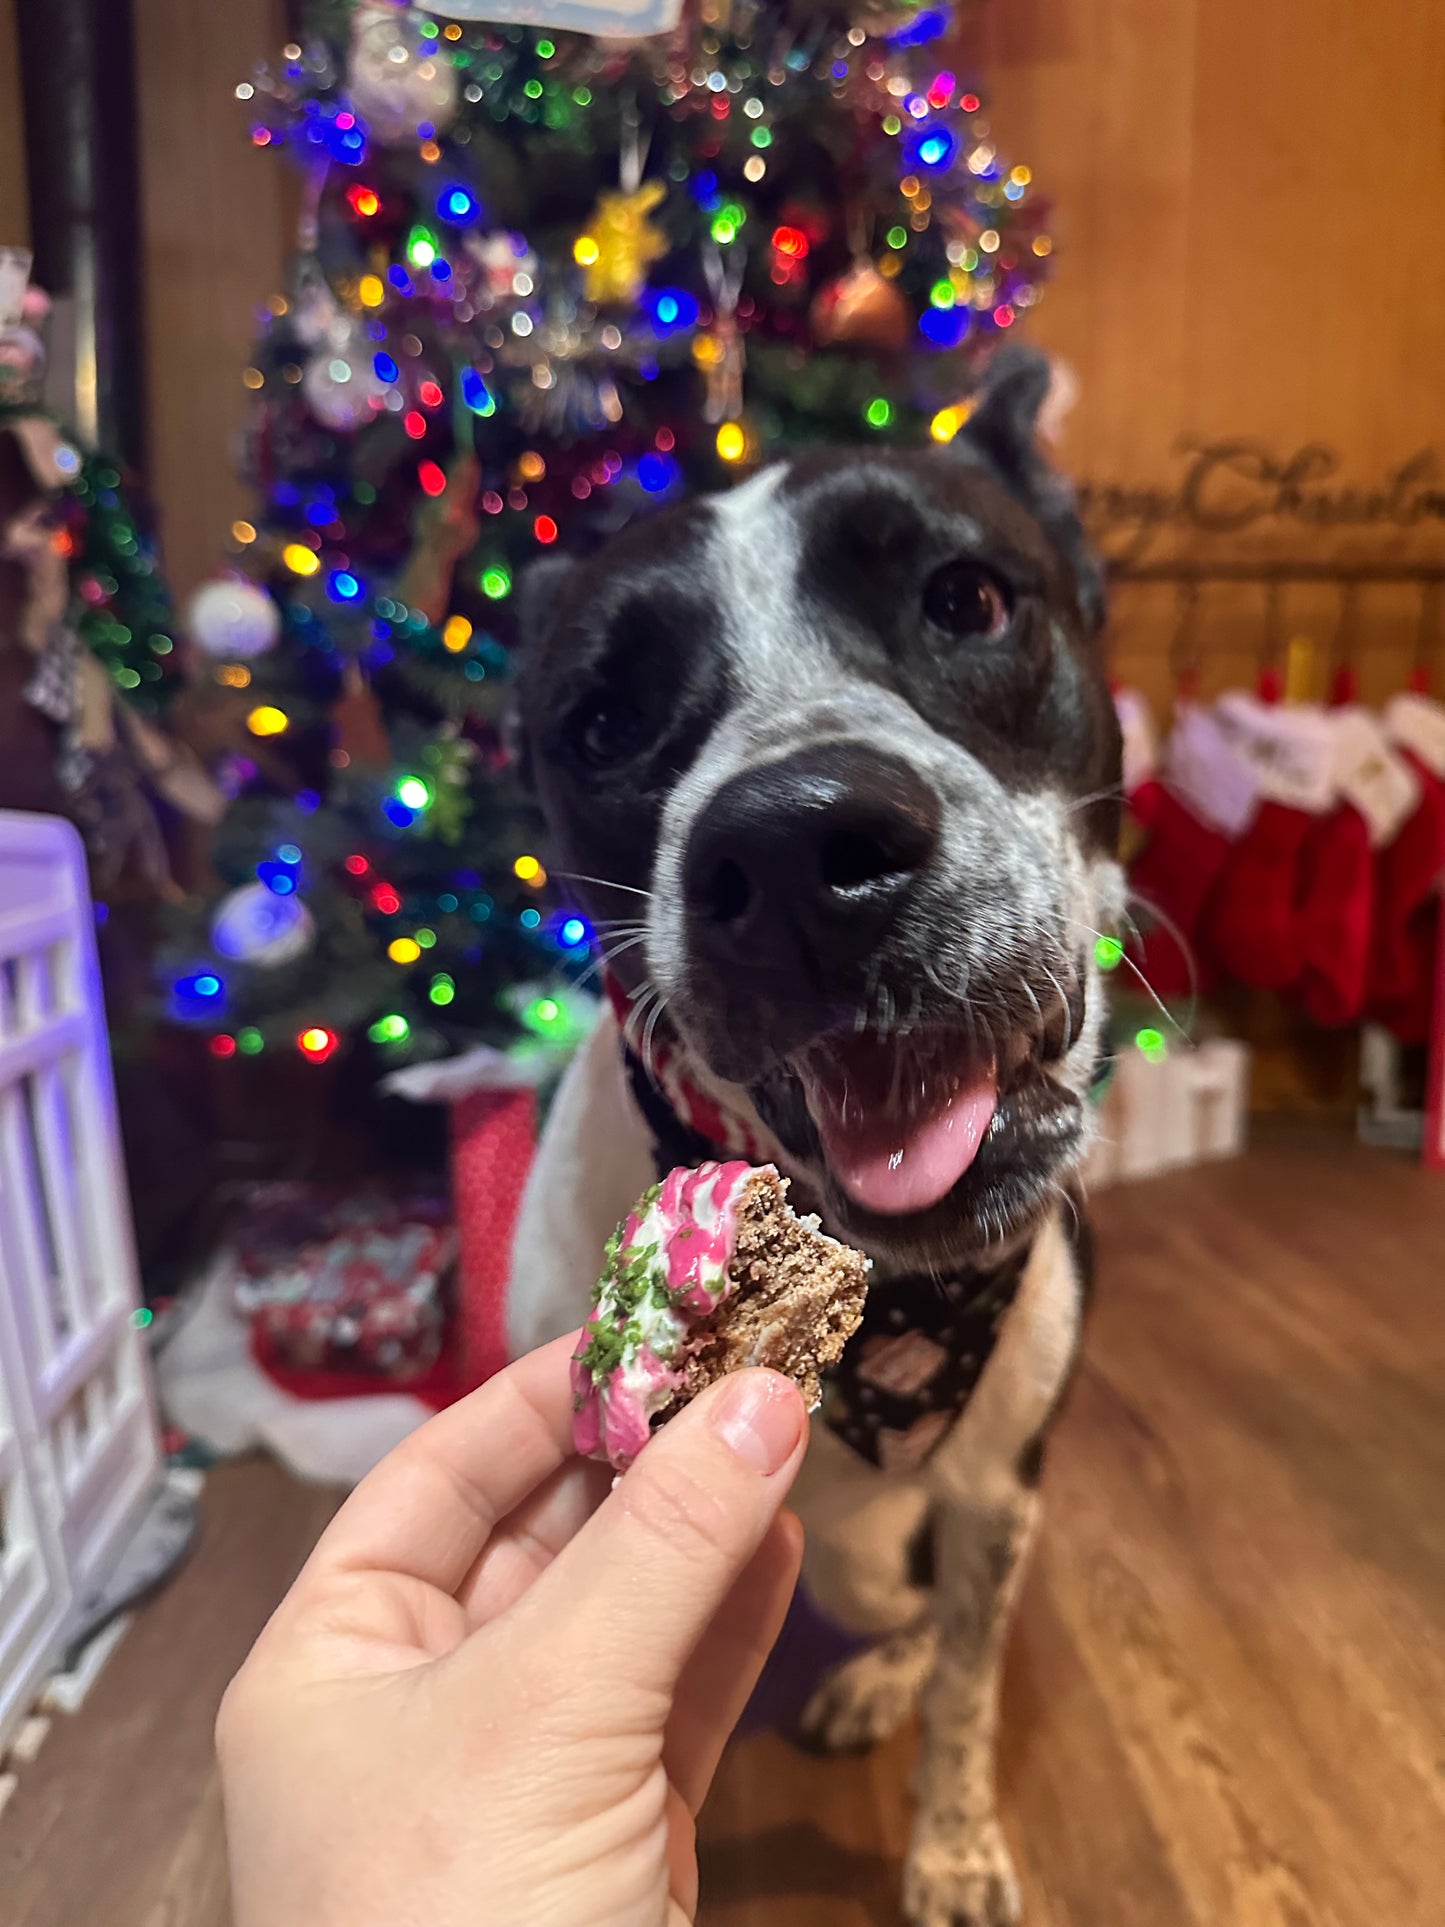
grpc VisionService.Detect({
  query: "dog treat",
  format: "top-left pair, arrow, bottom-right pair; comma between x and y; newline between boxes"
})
572,1160 -> 870,1469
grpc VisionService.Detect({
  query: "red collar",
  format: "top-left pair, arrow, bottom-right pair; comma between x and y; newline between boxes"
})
602,971 -> 779,1165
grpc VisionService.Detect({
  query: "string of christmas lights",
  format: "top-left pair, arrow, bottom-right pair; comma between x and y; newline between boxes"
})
167,0 -> 1049,1069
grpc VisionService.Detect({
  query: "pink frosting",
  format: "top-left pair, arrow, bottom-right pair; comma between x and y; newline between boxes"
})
572,1161 -> 760,1469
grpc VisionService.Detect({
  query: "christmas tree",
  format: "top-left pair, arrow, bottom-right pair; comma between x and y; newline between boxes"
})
167,0 -> 1048,1071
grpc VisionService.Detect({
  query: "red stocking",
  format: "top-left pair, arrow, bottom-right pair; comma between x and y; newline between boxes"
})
1291,707 -> 1423,1028
1115,685 -> 1163,831
1205,799 -> 1316,991
1293,804 -> 1375,1025
1128,786 -> 1231,998
1369,694 -> 1445,1041
1126,702 -> 1264,1001
1201,695 -> 1341,993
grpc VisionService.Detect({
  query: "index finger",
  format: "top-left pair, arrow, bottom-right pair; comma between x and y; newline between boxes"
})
300,1331 -> 583,1599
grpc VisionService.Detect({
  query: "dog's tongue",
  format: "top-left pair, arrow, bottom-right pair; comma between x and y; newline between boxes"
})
805,1034 -> 998,1217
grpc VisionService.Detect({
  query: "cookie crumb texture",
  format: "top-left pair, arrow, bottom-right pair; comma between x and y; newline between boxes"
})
572,1162 -> 869,1469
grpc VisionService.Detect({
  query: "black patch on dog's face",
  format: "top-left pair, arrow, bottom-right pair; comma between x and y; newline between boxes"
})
519,500 -> 730,903
780,447 -> 1118,851
518,365 -> 1121,1269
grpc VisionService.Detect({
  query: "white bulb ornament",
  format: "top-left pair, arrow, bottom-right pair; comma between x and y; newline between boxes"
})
211,883 -> 316,969
188,578 -> 281,660
347,6 -> 458,147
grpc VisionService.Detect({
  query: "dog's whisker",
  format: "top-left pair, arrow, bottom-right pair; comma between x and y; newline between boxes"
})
1065,912 -> 1195,1042
575,929 -> 652,990
1040,964 -> 1072,1055
554,870 -> 656,902
1122,889 -> 1202,1032
594,931 -> 651,965
1048,1179 -> 1083,1238
1062,784 -> 1127,819
641,992 -> 671,1081
621,980 -> 662,1055
1020,976 -> 1043,1043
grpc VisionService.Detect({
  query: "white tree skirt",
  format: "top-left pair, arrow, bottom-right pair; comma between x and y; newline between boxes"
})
156,1256 -> 430,1487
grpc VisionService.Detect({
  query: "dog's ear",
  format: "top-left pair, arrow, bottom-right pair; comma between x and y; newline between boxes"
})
506,553 -> 581,788
959,343 -> 1053,482
957,345 -> 1105,632
514,551 -> 576,648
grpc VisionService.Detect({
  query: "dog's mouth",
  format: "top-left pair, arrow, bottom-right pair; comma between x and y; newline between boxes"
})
771,1003 -> 1083,1258
795,1027 -> 1004,1217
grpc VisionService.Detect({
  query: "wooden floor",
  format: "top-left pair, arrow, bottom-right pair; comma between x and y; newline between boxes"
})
4,1137 -> 1443,1927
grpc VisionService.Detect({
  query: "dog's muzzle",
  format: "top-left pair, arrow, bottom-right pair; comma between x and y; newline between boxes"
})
682,741 -> 940,1038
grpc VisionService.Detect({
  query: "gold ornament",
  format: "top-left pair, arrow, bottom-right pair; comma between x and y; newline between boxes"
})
575,180 -> 668,308
810,260 -> 911,352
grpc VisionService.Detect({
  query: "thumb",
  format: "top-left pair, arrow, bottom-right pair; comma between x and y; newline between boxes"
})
519,1369 -> 807,1710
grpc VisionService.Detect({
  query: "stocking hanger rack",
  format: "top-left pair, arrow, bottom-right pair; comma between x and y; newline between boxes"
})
1108,559 -> 1445,585
1105,559 -> 1445,691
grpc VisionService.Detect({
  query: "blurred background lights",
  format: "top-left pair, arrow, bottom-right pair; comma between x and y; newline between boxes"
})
1136,1026 -> 1168,1063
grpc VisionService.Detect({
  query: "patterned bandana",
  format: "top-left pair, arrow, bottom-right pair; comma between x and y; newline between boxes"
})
604,973 -> 1038,1471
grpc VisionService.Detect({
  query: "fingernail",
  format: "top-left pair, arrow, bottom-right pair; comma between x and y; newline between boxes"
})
710,1372 -> 805,1475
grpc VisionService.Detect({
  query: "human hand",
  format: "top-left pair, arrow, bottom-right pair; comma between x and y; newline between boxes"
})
217,1333 -> 807,1927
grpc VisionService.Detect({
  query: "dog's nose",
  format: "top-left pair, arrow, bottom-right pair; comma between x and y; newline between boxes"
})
684,745 -> 940,972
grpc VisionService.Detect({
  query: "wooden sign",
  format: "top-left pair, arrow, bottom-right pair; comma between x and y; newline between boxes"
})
1079,441 -> 1445,567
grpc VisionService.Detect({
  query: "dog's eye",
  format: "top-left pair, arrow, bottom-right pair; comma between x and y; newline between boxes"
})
571,697 -> 647,770
922,561 -> 1011,641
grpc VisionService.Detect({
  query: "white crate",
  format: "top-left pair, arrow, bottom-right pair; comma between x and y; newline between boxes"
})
1087,1038 -> 1251,1189
0,813 -> 161,1753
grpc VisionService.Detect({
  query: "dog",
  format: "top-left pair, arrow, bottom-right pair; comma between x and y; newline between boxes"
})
507,344 -> 1124,1927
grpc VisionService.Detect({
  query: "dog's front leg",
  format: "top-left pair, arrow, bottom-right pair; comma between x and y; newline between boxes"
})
904,1212 -> 1084,1927
903,1480 -> 1037,1927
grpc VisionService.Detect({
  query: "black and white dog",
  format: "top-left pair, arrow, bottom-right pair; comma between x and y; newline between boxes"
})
508,346 -> 1123,1927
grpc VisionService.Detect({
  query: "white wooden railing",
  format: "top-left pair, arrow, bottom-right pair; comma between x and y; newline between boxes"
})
0,813 -> 161,1753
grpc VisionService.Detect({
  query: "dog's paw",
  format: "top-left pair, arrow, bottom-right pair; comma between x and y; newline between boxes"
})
903,1819 -> 1023,1927
795,1632 -> 935,1754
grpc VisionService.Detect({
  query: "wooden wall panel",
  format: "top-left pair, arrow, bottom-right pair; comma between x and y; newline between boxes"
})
133,0 -> 290,601
970,0 -> 1445,713
0,0 -> 29,249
